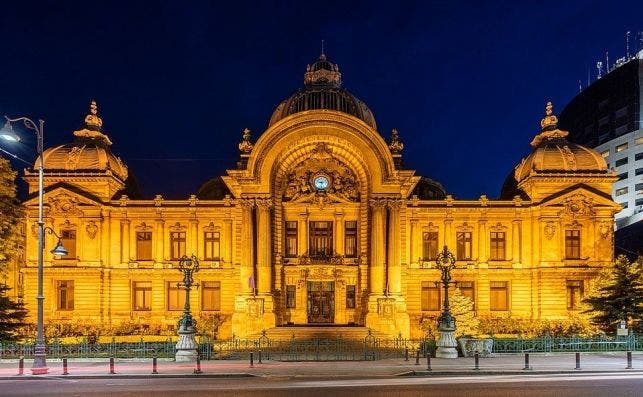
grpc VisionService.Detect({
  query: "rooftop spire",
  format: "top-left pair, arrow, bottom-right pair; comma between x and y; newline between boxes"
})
320,39 -> 326,60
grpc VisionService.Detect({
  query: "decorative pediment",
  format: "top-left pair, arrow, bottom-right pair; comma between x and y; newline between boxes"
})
203,222 -> 220,232
47,193 -> 84,216
560,193 -> 595,218
135,222 -> 153,231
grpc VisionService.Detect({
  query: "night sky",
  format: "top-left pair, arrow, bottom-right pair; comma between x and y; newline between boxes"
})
1,1 -> 642,199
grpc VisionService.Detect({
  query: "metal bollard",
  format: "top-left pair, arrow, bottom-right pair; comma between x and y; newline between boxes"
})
152,357 -> 158,374
194,356 -> 202,374
474,353 -> 480,370
626,351 -> 633,369
574,352 -> 581,370
258,350 -> 262,364
63,358 -> 69,375
18,356 -> 24,376
405,347 -> 409,362
523,353 -> 531,370
415,349 -> 420,365
109,357 -> 115,374
250,352 -> 254,368
426,352 -> 432,371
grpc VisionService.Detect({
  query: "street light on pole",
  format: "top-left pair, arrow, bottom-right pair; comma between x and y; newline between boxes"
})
435,245 -> 458,358
1,116 -> 68,374
175,254 -> 200,362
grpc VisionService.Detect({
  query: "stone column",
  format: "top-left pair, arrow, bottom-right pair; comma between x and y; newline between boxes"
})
256,199 -> 272,295
512,220 -> 521,264
239,199 -> 255,294
409,218 -> 419,265
478,220 -> 487,263
121,219 -> 130,264
298,213 -> 308,256
155,219 -> 165,263
369,199 -> 386,295
224,218 -> 233,266
100,209 -> 111,266
443,219 -> 453,251
189,220 -> 198,257
387,200 -> 402,294
334,212 -> 345,256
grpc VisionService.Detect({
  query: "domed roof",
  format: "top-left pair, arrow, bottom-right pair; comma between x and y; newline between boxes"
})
38,101 -> 128,181
514,102 -> 607,183
268,52 -> 377,129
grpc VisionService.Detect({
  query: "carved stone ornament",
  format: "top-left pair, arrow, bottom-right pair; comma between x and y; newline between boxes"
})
378,297 -> 396,318
562,194 -> 595,218
544,221 -> 556,240
282,142 -> 359,205
48,193 -> 83,216
238,128 -> 254,153
85,220 -> 98,239
136,222 -> 153,231
65,146 -> 84,170
246,297 -> 264,319
599,221 -> 611,239
388,129 -> 404,154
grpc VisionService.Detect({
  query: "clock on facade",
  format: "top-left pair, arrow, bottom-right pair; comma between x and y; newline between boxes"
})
313,175 -> 329,191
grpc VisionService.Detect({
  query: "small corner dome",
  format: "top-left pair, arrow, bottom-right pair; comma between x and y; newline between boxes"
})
514,102 -> 607,183
37,101 -> 128,181
268,52 -> 377,130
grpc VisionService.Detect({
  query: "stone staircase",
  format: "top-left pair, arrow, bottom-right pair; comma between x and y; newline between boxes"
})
249,326 -> 391,341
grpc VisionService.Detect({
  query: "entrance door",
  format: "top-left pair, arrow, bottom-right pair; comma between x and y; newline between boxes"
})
307,281 -> 334,323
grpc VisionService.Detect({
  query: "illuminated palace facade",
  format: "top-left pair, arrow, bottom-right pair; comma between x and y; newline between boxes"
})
15,53 -> 620,339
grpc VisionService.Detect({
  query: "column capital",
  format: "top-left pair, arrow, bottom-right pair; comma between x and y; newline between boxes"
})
369,198 -> 388,209
386,198 -> 403,211
255,198 -> 273,210
237,198 -> 255,209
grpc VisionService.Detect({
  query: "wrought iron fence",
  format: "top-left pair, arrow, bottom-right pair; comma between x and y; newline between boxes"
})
491,334 -> 640,353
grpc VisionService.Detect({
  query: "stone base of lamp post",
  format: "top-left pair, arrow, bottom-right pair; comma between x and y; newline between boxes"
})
175,324 -> 198,362
436,329 -> 458,358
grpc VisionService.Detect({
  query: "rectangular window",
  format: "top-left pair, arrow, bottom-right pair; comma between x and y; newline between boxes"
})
56,280 -> 74,310
202,281 -> 221,311
344,221 -> 358,257
636,198 -> 643,206
489,231 -> 506,261
422,231 -> 439,261
615,143 -> 628,152
421,281 -> 441,311
489,281 -> 509,311
170,232 -> 186,260
636,183 -> 643,192
600,149 -> 610,158
346,285 -> 356,309
457,281 -> 475,309
286,285 -> 296,308
617,172 -> 628,181
636,137 -> 643,146
285,221 -> 298,257
167,282 -> 185,311
635,168 -> 643,176
60,230 -> 77,259
615,187 -> 629,196
565,230 -> 581,259
133,281 -> 152,311
615,157 -> 628,167
636,152 -> 643,161
619,202 -> 629,209
456,232 -> 472,260
309,221 -> 333,257
204,231 -> 221,260
566,280 -> 584,310
136,232 -> 153,260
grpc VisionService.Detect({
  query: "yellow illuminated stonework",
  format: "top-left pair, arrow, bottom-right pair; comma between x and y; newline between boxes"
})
14,56 -> 620,339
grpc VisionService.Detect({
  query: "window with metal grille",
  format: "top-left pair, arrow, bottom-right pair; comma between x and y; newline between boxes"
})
309,221 -> 333,257
346,285 -> 356,309
286,285 -> 296,308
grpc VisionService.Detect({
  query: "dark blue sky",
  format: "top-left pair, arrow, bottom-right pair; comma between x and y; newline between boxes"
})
1,1 -> 642,199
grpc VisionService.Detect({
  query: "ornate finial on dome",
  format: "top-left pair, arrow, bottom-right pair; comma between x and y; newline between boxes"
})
530,100 -> 568,147
320,39 -> 326,60
238,128 -> 254,153
84,100 -> 103,131
304,49 -> 342,87
389,128 -> 404,154
540,101 -> 558,131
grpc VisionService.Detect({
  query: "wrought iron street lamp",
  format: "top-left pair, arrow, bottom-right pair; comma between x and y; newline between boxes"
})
1,116 -> 67,374
435,245 -> 458,358
175,254 -> 200,361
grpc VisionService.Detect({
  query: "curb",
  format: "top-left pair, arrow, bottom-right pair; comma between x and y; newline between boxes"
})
0,373 -> 256,380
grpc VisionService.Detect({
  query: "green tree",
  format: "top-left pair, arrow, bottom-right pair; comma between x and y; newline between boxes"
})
0,156 -> 23,272
0,284 -> 28,341
583,255 -> 643,333
419,287 -> 479,338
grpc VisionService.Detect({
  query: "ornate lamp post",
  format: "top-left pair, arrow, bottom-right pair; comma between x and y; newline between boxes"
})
175,254 -> 200,361
1,117 -> 67,374
435,245 -> 458,358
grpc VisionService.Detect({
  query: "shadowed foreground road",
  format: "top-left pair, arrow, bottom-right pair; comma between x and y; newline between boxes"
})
1,373 -> 642,397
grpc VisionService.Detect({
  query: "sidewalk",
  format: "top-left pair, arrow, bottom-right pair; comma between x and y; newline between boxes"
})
0,352 -> 641,379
